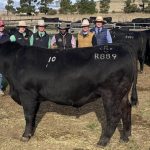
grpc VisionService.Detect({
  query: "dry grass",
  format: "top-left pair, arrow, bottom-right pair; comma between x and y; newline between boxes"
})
0,65 -> 150,150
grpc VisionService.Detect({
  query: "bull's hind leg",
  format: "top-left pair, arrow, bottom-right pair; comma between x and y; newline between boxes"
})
120,94 -> 131,142
19,92 -> 40,142
139,57 -> 145,73
97,92 -> 122,146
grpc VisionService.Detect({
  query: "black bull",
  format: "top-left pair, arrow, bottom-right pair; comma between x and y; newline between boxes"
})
110,28 -> 148,72
0,42 -> 138,146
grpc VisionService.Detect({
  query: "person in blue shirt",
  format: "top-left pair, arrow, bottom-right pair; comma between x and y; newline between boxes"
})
90,16 -> 112,45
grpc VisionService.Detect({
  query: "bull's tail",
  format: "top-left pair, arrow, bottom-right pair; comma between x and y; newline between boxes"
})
130,61 -> 138,106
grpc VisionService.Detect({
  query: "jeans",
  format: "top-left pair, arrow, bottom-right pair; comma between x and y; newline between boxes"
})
0,73 -> 2,90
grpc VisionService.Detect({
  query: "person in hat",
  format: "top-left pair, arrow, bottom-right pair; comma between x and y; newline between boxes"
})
90,16 -> 112,45
0,20 -> 10,43
77,18 -> 97,48
0,20 -> 10,95
10,21 -> 32,46
30,20 -> 51,49
51,22 -> 76,49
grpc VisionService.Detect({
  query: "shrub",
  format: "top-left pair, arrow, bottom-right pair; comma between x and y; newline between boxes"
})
47,9 -> 57,15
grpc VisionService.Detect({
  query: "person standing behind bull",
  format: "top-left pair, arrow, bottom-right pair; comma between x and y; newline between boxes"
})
30,20 -> 51,49
0,20 -> 10,44
0,20 -> 10,95
10,21 -> 32,46
51,22 -> 76,50
90,16 -> 112,45
77,19 -> 97,48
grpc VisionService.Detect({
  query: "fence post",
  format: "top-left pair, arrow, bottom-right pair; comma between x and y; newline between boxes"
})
134,23 -> 135,29
33,25 -> 36,33
113,23 -> 116,28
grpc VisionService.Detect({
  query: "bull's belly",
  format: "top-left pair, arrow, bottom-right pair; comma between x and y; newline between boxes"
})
38,86 -> 99,107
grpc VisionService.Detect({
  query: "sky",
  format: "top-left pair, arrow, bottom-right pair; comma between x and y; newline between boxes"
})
0,0 -> 76,10
0,0 -> 19,10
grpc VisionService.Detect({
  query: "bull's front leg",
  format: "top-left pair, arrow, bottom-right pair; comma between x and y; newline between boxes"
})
19,93 -> 40,142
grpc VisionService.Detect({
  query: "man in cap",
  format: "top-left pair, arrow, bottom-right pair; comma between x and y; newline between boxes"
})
0,20 -> 10,95
51,22 -> 76,50
77,18 -> 97,48
90,16 -> 112,45
10,21 -> 32,46
30,20 -> 51,49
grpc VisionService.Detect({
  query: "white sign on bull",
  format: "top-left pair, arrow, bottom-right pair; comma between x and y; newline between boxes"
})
94,53 -> 117,60
94,46 -> 117,60
46,56 -> 56,68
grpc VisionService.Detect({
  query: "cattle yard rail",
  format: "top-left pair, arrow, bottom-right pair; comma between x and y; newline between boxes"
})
3,19 -> 150,34
112,22 -> 150,29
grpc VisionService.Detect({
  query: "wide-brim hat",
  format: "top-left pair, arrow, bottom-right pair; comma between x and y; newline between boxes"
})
17,21 -> 27,27
81,19 -> 90,27
58,22 -> 69,29
36,20 -> 46,27
95,16 -> 107,24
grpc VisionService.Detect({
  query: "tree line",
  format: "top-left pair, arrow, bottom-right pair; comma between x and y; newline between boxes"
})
5,0 -> 150,15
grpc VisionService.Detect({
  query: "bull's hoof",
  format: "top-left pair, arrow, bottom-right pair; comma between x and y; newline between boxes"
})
20,136 -> 31,142
131,100 -> 138,106
120,137 -> 129,143
97,138 -> 109,147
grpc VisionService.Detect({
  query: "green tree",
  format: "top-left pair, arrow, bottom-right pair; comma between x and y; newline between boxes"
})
99,0 -> 110,13
40,0 -> 53,14
144,1 -> 150,13
17,0 -> 37,14
124,0 -> 132,7
77,0 -> 96,14
59,0 -> 76,14
141,0 -> 149,11
124,0 -> 139,13
5,0 -> 15,15
70,4 -> 77,13
60,0 -> 72,14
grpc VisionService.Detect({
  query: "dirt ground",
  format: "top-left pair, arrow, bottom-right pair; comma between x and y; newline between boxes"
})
0,64 -> 150,150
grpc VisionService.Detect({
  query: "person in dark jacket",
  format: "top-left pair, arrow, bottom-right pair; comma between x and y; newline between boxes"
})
10,21 -> 32,46
30,20 -> 51,49
51,22 -> 76,50
77,19 -> 97,48
0,20 -> 10,95
90,16 -> 112,45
